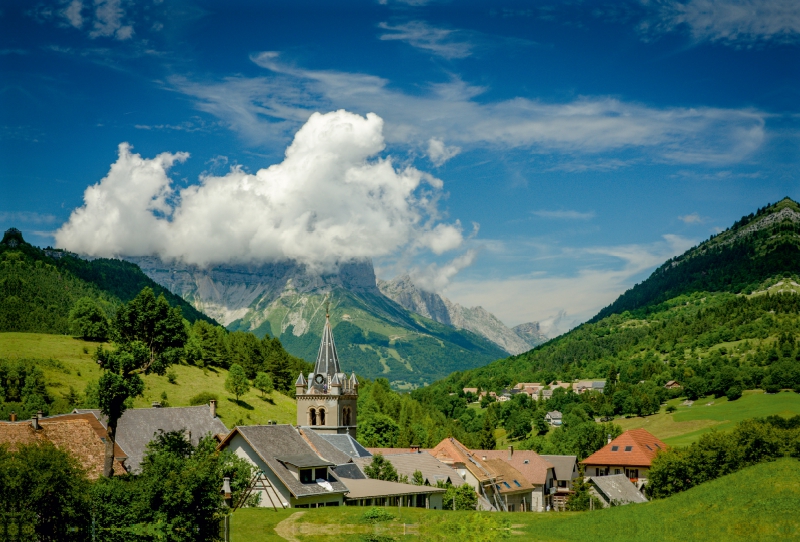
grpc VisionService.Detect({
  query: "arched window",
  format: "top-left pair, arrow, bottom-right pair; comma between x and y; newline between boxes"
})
319,408 -> 326,426
343,407 -> 351,426
309,408 -> 317,426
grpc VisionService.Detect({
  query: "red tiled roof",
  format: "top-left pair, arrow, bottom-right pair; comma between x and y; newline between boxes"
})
0,416 -> 127,479
581,429 -> 667,468
429,437 -> 494,483
483,459 -> 534,495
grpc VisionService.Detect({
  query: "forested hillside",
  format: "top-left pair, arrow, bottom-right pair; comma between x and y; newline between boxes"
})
0,228 -> 213,333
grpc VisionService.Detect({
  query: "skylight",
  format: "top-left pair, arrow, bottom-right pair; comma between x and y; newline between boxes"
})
645,444 -> 653,451
624,446 -> 633,452
503,482 -> 511,489
514,480 -> 521,487
611,446 -> 619,451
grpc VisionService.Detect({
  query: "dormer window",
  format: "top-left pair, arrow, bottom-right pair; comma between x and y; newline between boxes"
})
300,469 -> 314,483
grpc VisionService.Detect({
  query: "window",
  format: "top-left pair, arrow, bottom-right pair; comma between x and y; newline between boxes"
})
508,504 -> 515,512
514,480 -> 521,487
314,468 -> 328,481
300,469 -> 313,483
624,446 -> 633,452
503,482 -> 511,489
615,469 -> 621,475
655,443 -> 661,449
309,408 -> 317,426
326,502 -> 339,507
611,445 -> 619,451
319,408 -> 326,426
645,444 -> 653,451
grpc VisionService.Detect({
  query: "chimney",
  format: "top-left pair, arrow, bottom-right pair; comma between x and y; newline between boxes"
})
152,401 -> 162,408
31,413 -> 40,431
607,434 -> 612,445
37,410 -> 44,420
10,411 -> 16,422
508,445 -> 514,460
209,400 -> 217,418
410,445 -> 421,453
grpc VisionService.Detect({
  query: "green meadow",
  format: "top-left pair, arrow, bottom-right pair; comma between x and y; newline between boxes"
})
616,390 -> 800,446
0,332 -> 297,427
230,458 -> 799,542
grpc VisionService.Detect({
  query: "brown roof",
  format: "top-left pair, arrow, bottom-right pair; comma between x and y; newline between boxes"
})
482,459 -> 535,495
0,415 -> 126,479
428,438 -> 495,484
582,429 -> 667,468
366,447 -> 425,456
472,449 -> 554,486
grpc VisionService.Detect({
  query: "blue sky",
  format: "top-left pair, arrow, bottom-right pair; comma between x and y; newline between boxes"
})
1,0 -> 798,331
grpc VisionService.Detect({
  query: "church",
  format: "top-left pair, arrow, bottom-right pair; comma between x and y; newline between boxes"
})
294,309 -> 359,438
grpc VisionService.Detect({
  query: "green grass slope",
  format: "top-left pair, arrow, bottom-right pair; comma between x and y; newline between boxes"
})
229,458 -> 800,542
0,332 -> 296,427
616,390 -> 800,446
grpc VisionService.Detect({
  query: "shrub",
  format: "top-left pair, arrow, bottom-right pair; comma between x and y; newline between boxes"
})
361,507 -> 395,523
189,391 -> 218,406
666,404 -> 677,413
167,371 -> 177,384
726,385 -> 742,401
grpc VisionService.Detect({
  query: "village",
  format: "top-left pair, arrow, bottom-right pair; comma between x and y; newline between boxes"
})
0,314 -> 659,517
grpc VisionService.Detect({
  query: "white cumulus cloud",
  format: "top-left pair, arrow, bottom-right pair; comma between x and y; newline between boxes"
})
55,110 -> 465,270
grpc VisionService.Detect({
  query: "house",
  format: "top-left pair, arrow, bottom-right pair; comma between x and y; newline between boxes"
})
473,447 -> 555,512
541,455 -> 579,510
75,400 -> 228,473
588,474 -> 648,507
664,380 -> 682,389
581,429 -> 667,489
573,380 -> 606,394
0,412 -> 127,478
353,449 -> 465,488
219,424 -> 350,508
483,458 -> 537,512
545,411 -> 563,426
462,387 -> 479,396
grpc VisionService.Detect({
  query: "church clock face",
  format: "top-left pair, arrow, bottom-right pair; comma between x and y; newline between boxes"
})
315,374 -> 325,385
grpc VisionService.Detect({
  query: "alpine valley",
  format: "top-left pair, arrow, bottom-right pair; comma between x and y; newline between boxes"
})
123,257 -> 546,388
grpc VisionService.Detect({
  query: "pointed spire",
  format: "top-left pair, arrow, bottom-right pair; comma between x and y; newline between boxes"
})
295,373 -> 307,387
313,311 -> 341,379
331,373 -> 342,387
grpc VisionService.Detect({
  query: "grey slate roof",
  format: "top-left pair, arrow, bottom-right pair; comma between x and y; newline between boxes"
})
331,463 -> 366,480
298,429 -> 355,465
75,406 -> 227,473
589,474 -> 648,505
233,425 -> 349,498
318,433 -> 373,460
343,478 -> 446,499
277,454 -> 335,468
352,452 -> 465,487
541,455 -> 578,481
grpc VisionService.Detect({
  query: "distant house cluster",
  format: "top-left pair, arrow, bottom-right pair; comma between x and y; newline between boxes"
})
465,379 -> 606,402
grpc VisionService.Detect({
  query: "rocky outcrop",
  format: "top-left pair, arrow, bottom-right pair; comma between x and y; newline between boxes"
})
378,275 -> 546,355
512,322 -> 549,347
124,257 -> 380,327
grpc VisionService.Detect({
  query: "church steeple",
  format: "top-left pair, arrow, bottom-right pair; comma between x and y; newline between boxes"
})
313,310 -> 341,382
295,298 -> 358,437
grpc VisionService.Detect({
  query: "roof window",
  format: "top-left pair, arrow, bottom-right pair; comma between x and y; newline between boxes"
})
611,446 -> 619,451
514,480 -> 521,487
503,482 -> 511,489
655,443 -> 661,449
645,444 -> 653,451
624,446 -> 633,452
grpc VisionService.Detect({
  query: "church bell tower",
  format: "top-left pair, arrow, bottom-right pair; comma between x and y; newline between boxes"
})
295,305 -> 358,437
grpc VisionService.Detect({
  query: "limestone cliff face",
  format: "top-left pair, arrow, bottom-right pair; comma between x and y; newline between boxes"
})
377,275 -> 546,355
124,257 -> 380,328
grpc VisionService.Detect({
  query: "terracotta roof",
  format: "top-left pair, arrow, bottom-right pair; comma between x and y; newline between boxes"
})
582,429 -> 667,468
0,415 -> 126,479
472,449 -> 553,486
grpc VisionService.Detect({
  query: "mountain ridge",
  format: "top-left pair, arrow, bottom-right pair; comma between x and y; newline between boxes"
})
377,274 -> 548,355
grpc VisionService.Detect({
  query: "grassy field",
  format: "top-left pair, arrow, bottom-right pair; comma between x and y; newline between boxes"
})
616,390 -> 800,446
0,332 -> 297,427
230,458 -> 800,541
